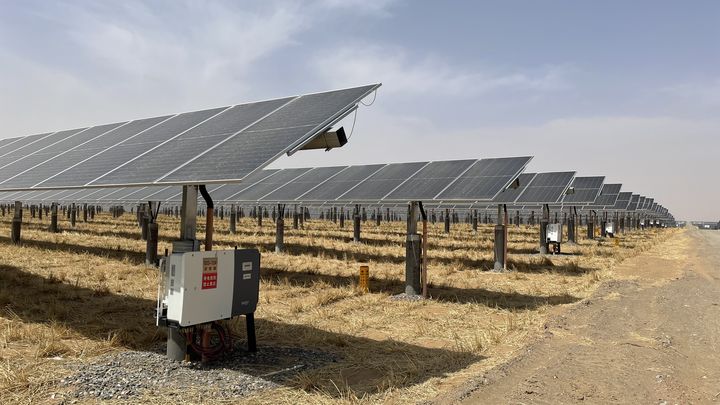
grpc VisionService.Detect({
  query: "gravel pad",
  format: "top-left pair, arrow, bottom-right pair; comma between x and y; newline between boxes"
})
60,346 -> 339,401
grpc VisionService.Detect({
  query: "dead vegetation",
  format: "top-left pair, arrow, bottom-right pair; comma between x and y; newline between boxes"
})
0,210 -> 675,403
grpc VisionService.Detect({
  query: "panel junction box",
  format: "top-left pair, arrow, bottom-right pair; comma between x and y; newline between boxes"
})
157,249 -> 260,328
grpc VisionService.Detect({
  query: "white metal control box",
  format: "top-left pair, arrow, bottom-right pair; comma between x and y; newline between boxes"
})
546,223 -> 562,243
605,222 -> 615,235
157,249 -> 260,328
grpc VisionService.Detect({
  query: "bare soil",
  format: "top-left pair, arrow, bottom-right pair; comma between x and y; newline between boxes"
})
443,228 -> 720,404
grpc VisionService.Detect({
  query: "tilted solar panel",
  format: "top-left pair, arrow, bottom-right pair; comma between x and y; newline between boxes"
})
229,168 -> 312,201
435,156 -> 532,201
588,184 -> 622,207
515,171 -> 575,203
491,173 -> 537,203
611,192 -> 633,210
297,164 -> 385,201
163,87 -> 379,184
643,198 -> 654,210
339,161 -> 429,201
6,117 -> 172,188
261,166 -> 348,201
627,194 -> 640,211
38,110 -> 223,188
0,84 -> 380,191
383,159 -> 476,201
562,176 -> 604,204
601,184 -> 622,195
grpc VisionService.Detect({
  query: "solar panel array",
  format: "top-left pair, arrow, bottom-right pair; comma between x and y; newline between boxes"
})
588,184 -> 622,207
514,172 -> 576,204
0,84 -> 381,191
610,192 -> 633,211
0,157 -> 533,204
562,176 -> 604,204
436,157 -> 531,200
491,173 -> 538,204
0,103 -> 674,222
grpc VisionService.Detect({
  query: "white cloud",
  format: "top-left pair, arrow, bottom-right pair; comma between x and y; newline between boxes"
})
59,2 -> 308,89
316,0 -> 399,16
311,44 -> 572,97
661,78 -> 720,105
0,1 -> 313,134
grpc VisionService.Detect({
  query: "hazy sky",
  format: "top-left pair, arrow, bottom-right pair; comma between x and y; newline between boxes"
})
0,1 -> 717,220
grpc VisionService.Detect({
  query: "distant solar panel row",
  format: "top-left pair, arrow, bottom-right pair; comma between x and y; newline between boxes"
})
0,157 -> 532,204
562,176 -> 604,204
515,172 -> 576,204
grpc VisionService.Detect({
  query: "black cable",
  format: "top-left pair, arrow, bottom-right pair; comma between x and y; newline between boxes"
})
199,185 -> 214,209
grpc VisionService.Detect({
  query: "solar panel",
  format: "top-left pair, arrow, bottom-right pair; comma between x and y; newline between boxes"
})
209,170 -> 281,202
0,137 -> 24,152
138,186 -> 184,202
0,84 -> 380,191
3,117 -> 171,188
0,123 -> 127,187
515,171 -> 575,203
590,184 -> 622,207
0,129 -> 89,172
228,168 -> 312,201
562,176 -> 604,204
600,184 -> 622,195
298,164 -> 385,201
94,99 -> 294,186
38,110 -> 222,188
643,198 -> 654,210
261,166 -> 347,201
383,159 -> 476,201
0,133 -> 53,159
491,173 -> 537,203
338,161 -> 429,200
435,156 -> 532,201
627,194 -> 640,211
95,188 -> 131,202
611,192 -> 633,210
27,188 -> 68,202
160,86 -> 379,183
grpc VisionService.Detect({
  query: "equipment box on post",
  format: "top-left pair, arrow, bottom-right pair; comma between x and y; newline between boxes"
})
545,223 -> 563,254
605,221 -> 615,237
157,249 -> 260,328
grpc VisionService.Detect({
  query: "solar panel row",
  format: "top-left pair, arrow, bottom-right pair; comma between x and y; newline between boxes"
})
0,84 -> 381,191
562,176 -> 604,204
0,157 -> 532,204
515,172 -> 576,204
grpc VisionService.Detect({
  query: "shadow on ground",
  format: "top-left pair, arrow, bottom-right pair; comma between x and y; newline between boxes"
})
0,264 -> 481,397
263,266 -> 580,309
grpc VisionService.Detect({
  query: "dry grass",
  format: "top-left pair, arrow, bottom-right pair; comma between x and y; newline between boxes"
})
0,210 -> 676,404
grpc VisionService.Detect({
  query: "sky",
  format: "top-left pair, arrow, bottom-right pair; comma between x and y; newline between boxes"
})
0,0 -> 718,220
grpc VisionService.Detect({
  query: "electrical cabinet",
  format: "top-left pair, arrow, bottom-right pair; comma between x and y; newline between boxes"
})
546,223 -> 562,243
605,221 -> 615,236
157,249 -> 260,328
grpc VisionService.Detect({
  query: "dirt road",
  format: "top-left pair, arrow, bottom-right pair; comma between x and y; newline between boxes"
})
448,228 -> 720,404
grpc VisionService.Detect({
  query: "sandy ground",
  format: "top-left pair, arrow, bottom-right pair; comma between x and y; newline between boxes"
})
438,227 -> 720,404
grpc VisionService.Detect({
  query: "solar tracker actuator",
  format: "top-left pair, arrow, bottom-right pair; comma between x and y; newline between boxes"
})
156,249 -> 260,328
